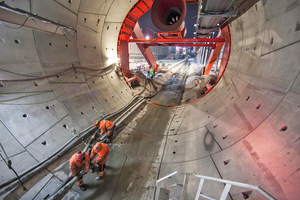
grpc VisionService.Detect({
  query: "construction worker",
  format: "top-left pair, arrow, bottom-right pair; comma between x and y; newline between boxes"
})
150,66 -> 155,79
93,120 -> 115,142
147,65 -> 150,77
90,142 -> 110,180
69,151 -> 90,191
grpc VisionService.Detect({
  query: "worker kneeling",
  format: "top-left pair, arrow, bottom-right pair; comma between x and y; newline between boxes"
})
93,120 -> 115,143
90,142 -> 110,180
69,151 -> 90,191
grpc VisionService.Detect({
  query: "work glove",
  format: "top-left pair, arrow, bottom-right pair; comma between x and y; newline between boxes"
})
76,172 -> 83,180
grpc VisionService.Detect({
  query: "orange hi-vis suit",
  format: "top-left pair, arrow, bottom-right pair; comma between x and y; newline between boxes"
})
69,151 -> 90,185
90,142 -> 110,177
96,120 -> 114,135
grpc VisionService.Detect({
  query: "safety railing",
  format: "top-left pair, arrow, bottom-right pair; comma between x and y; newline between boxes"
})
155,171 -> 276,200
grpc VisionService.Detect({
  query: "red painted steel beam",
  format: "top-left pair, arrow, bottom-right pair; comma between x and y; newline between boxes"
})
204,31 -> 225,75
144,43 -> 216,48
132,22 -> 158,70
129,38 -> 225,43
217,24 -> 231,81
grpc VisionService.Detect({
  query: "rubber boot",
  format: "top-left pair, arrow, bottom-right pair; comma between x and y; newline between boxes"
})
79,184 -> 86,191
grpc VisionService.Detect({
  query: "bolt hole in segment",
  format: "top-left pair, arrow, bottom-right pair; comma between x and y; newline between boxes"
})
23,114 -> 27,118
280,125 -> 287,131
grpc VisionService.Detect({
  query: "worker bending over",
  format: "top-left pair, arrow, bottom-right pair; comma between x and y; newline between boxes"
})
90,142 -> 110,180
69,151 -> 90,191
93,120 -> 115,142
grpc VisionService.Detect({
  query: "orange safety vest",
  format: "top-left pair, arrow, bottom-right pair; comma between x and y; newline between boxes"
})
90,143 -> 110,164
69,152 -> 90,177
98,120 -> 114,135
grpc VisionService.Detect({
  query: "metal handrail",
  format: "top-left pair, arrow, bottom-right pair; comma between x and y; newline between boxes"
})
155,171 -> 276,200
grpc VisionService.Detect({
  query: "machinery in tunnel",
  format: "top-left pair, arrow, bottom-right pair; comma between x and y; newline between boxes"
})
0,0 -> 300,199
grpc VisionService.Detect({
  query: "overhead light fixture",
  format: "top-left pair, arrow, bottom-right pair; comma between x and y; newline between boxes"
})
145,35 -> 150,39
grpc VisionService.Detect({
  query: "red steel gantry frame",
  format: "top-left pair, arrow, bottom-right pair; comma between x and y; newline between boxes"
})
117,0 -> 230,81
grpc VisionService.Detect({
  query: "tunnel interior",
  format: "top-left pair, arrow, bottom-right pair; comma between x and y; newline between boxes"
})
0,0 -> 300,200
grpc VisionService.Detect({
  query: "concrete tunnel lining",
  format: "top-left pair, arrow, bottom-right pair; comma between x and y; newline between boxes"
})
0,0 -> 300,199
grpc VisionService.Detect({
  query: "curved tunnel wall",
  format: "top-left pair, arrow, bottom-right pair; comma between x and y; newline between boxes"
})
0,0 -> 134,184
0,0 -> 299,199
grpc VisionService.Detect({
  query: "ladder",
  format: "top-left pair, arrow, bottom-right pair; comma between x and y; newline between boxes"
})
155,171 -> 276,200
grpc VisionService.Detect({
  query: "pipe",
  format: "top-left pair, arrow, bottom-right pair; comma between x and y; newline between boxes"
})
48,176 -> 79,200
113,97 -> 144,124
115,99 -> 145,127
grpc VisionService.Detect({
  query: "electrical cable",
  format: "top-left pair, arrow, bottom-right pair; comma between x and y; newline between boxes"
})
0,17 -> 28,29
32,18 -> 59,37
59,27 -> 77,41
0,82 -> 71,105
0,143 -> 27,191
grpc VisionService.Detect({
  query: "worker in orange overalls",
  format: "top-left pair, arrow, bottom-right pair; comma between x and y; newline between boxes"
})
93,120 -> 116,142
147,65 -> 150,78
69,151 -> 90,191
90,142 -> 110,180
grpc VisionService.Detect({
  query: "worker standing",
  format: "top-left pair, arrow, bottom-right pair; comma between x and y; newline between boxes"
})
93,120 -> 115,142
150,66 -> 155,79
147,65 -> 150,78
90,142 -> 110,180
69,151 -> 90,191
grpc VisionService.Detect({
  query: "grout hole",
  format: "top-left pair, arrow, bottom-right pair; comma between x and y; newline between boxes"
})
111,76 -> 113,79
112,96 -> 114,98
92,81 -> 95,84
42,141 -> 47,145
92,106 -> 95,109
84,18 -> 87,23
173,151 -> 176,154
256,104 -> 261,109
46,106 -> 50,109
105,100 -> 107,102
280,125 -> 287,131
49,42 -> 52,46
107,26 -> 109,30
14,39 -> 20,44
270,37 -> 273,45
66,44 -> 68,47
246,96 -> 250,101
242,191 -> 253,199
23,114 -> 28,118
175,140 -> 178,142
34,81 -> 39,86
213,124 -> 218,128
128,133 -> 130,135
208,116 -> 210,118
223,159 -> 231,165
94,46 -> 96,49
81,112 -> 84,115
84,45 -> 86,48
56,75 -> 59,78
68,0 -> 72,3
75,75 -> 78,79
63,124 -> 68,129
